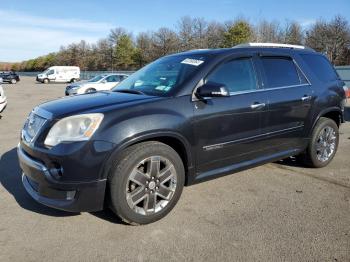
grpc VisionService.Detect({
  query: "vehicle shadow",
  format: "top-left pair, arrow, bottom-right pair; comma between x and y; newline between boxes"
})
0,147 -> 127,224
0,147 -> 76,217
275,156 -> 306,168
90,209 -> 127,225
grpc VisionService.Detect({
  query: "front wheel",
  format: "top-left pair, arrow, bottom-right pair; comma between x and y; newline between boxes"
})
43,78 -> 49,84
108,141 -> 185,225
10,79 -> 17,84
301,117 -> 339,168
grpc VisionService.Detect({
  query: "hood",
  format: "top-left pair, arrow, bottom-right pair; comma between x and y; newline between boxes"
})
39,91 -> 159,118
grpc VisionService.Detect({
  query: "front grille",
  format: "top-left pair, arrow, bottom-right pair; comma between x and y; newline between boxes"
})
22,112 -> 47,143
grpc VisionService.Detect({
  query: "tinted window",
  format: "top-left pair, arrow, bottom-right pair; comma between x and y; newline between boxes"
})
206,58 -> 257,93
300,54 -> 338,82
106,75 -> 120,82
261,57 -> 300,88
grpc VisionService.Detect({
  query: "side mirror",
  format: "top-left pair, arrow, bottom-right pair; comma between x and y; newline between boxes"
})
102,80 -> 107,84
196,82 -> 230,99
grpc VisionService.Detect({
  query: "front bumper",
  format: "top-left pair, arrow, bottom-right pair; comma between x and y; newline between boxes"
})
17,144 -> 107,212
36,77 -> 44,83
65,89 -> 78,96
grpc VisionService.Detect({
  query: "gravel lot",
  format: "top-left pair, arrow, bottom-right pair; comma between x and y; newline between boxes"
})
0,77 -> 349,262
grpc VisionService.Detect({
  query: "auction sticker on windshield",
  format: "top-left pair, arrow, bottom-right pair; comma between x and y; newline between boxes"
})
181,58 -> 204,66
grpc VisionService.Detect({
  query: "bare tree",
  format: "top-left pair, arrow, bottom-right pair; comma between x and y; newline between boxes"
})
205,21 -> 226,48
254,20 -> 283,42
306,16 -> 350,65
150,27 -> 180,60
282,21 -> 304,45
177,16 -> 208,50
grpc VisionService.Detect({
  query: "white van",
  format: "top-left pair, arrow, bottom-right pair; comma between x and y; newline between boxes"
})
36,66 -> 80,84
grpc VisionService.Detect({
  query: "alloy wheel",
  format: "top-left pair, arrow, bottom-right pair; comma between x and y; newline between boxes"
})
125,156 -> 177,215
315,126 -> 337,162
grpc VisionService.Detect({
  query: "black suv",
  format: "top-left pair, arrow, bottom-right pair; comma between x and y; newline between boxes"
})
0,71 -> 20,84
17,44 -> 347,225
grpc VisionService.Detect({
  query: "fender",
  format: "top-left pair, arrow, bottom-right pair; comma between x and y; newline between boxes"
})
99,130 -> 194,180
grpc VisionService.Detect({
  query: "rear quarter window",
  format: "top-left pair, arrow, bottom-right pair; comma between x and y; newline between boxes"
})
300,54 -> 338,82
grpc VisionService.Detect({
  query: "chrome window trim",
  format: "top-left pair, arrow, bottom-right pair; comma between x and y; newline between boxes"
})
226,83 -> 311,96
292,59 -> 312,86
192,83 -> 311,100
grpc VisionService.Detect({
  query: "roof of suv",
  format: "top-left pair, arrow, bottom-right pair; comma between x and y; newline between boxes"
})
174,43 -> 316,57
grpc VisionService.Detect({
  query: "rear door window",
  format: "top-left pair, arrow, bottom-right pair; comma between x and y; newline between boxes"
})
261,57 -> 300,88
300,54 -> 338,82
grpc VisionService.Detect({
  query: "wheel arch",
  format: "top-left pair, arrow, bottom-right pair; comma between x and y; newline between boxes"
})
310,107 -> 343,136
100,131 -> 194,185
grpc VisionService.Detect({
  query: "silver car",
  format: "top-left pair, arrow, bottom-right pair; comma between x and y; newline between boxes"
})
65,73 -> 129,95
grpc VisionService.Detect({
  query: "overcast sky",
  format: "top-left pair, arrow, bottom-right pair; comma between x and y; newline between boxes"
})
1,0 -> 349,62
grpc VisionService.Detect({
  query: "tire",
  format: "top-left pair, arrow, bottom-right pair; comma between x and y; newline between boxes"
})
85,88 -> 96,94
43,78 -> 49,84
71,78 -> 77,83
108,141 -> 185,225
301,117 -> 339,168
10,79 -> 16,84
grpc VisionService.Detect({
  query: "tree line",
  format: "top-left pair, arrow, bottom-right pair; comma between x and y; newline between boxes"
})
2,15 -> 350,72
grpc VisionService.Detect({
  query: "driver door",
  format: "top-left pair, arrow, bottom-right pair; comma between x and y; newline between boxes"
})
193,56 -> 268,177
47,69 -> 56,81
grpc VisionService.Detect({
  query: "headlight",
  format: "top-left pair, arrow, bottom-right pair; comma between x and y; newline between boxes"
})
44,113 -> 104,147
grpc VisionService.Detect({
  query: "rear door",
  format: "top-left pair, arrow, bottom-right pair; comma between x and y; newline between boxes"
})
257,54 -> 313,151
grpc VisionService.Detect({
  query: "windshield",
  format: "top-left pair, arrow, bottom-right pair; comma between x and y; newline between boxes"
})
112,55 -> 208,96
88,75 -> 106,82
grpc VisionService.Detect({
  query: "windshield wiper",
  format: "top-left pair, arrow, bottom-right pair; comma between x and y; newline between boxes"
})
114,89 -> 146,95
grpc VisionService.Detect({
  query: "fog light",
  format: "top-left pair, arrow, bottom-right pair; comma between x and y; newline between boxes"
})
66,190 -> 76,200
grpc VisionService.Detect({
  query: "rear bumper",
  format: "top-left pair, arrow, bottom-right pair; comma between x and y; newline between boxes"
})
17,144 -> 107,212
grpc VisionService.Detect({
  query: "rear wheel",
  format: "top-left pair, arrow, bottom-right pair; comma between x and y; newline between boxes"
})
301,117 -> 339,168
108,141 -> 185,225
10,79 -> 17,84
85,88 -> 96,94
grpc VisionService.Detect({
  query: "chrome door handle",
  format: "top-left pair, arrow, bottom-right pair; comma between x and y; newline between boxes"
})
251,103 -> 266,109
301,95 -> 312,101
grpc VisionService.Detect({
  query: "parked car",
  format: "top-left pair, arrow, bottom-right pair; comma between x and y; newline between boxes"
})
0,78 -> 7,113
18,43 -> 347,225
0,71 -> 20,84
36,66 -> 80,84
65,73 -> 129,95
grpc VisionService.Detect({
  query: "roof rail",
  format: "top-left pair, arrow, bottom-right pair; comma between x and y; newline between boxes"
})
233,42 -> 315,51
